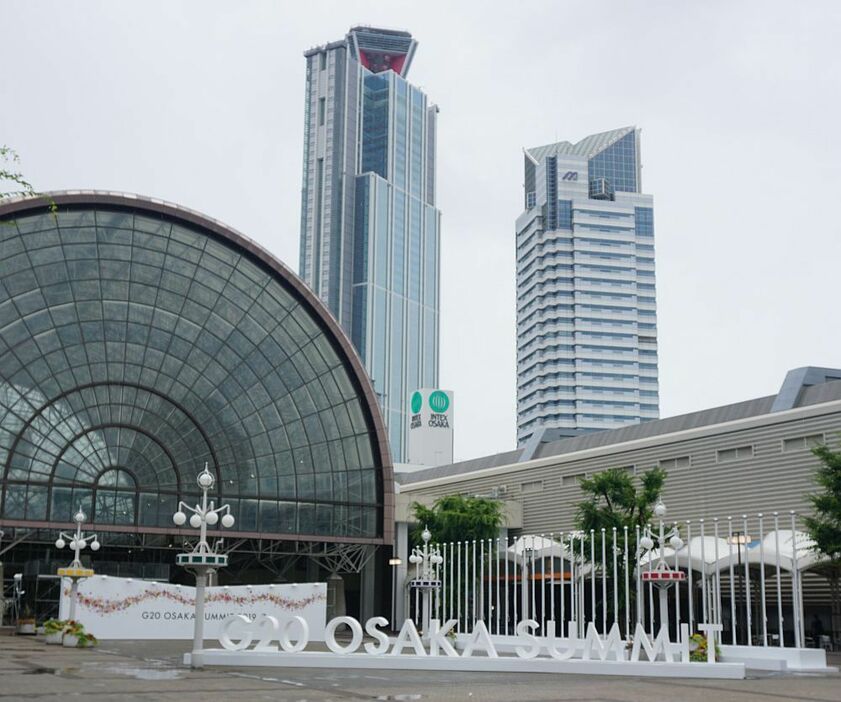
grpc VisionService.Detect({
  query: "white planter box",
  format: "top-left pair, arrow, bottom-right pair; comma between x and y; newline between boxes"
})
17,622 -> 36,635
45,632 -> 64,645
62,634 -> 79,647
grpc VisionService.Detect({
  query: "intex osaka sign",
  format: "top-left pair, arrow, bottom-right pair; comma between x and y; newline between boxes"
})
193,614 -> 742,679
407,389 -> 454,466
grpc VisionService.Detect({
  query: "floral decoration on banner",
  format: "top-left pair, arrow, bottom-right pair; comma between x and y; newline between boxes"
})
63,585 -> 325,617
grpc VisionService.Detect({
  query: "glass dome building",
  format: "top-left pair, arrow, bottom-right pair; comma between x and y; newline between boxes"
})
0,192 -> 394,615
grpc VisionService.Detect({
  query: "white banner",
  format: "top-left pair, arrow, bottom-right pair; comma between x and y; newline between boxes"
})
59,576 -> 327,641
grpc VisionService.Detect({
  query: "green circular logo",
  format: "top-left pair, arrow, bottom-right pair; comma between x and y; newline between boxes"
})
411,391 -> 422,414
429,390 -> 449,413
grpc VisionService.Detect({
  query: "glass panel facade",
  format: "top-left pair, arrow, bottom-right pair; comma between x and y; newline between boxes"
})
350,73 -> 438,461
0,205 -> 387,539
588,131 -> 638,193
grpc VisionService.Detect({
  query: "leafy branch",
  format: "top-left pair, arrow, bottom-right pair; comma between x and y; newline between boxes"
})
0,145 -> 57,213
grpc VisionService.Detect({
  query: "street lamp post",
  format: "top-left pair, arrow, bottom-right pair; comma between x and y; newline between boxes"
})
55,507 -> 100,621
639,500 -> 685,637
172,463 -> 235,669
408,526 -> 442,636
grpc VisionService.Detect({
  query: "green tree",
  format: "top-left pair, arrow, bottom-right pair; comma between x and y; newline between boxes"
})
410,495 -> 503,629
805,444 -> 841,642
574,466 -> 667,626
575,466 -> 667,536
410,494 -> 503,546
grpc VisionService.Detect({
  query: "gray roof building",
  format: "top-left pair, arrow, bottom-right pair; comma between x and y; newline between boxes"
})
398,367 -> 841,534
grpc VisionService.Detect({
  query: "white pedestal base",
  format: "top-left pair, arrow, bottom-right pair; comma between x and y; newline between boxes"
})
720,645 -> 833,671
185,649 -> 746,679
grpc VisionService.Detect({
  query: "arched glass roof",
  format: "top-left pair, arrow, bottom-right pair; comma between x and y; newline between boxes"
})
0,192 -> 393,542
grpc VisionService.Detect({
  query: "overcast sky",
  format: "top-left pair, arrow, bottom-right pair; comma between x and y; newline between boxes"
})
2,1 -> 840,462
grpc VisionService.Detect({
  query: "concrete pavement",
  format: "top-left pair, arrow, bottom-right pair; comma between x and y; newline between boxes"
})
0,635 -> 838,701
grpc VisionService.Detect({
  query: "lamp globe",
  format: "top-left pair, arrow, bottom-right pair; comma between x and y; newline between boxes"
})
189,514 -> 202,529
205,511 -> 219,526
197,470 -> 214,490
55,538 -> 65,549
221,513 -> 235,528
173,511 -> 187,526
90,540 -> 101,552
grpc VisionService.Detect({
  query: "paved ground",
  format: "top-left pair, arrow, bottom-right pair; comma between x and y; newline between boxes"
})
0,635 -> 838,701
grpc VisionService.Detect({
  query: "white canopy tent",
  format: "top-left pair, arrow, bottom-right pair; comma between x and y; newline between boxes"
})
501,534 -> 594,576
636,530 -> 826,575
745,529 -> 827,572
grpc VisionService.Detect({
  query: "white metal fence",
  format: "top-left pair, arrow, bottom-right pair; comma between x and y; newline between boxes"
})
406,510 -> 816,648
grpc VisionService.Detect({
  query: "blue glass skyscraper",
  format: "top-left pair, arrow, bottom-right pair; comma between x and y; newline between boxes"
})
300,27 -> 440,461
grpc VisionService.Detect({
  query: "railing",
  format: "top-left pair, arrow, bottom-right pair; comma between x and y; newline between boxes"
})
408,510 -> 815,649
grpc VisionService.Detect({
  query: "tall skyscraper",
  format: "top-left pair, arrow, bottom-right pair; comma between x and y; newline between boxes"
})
516,127 -> 659,446
300,27 -> 440,461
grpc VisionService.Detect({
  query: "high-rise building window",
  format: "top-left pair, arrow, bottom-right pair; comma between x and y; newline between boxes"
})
558,200 -> 572,229
635,207 -> 654,237
318,98 -> 326,126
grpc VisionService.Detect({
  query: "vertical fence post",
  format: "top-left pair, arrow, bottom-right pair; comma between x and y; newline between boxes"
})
758,513 -> 768,646
773,513 -> 784,647
472,540 -> 477,625
635,525 -> 641,626
495,536 -> 501,635
713,518 -> 722,637
789,511 -> 802,648
742,514 -> 752,646
601,528 -> 607,634
448,542 -> 454,625
623,526 -> 629,638
612,527 -> 618,632
480,538 -> 485,625
559,531 -> 564,634
550,532 -> 556,629
727,516 -> 736,644
540,534 -> 546,633
674,521 -> 681,630
569,533 -> 575,636
456,539 -> 462,632
686,520 -> 694,634
589,530 -> 595,628
505,534 -> 511,634
513,535 -> 518,631
647,523 -> 654,635
576,532 -> 587,638
531,539 -> 537,628
435,544 -> 440,622
700,519 -> 708,625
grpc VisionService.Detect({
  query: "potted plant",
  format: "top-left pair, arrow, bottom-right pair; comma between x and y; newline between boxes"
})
43,619 -> 67,645
16,605 -> 36,635
62,620 -> 97,648
688,632 -> 721,662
